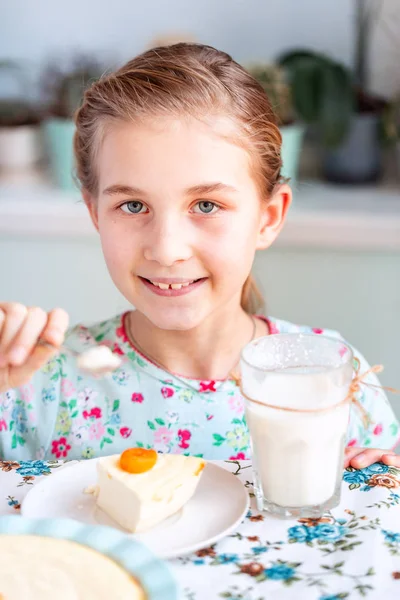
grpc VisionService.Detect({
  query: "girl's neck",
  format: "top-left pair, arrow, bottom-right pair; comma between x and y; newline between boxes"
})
126,304 -> 268,381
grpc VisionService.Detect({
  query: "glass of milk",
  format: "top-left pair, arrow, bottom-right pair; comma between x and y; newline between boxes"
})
241,333 -> 354,518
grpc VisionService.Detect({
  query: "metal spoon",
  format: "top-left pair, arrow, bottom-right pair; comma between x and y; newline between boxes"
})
38,340 -> 123,377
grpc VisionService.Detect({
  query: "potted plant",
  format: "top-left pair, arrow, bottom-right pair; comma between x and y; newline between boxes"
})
278,1 -> 387,184
0,61 -> 42,170
384,95 -> 400,177
41,57 -> 105,190
247,64 -> 305,187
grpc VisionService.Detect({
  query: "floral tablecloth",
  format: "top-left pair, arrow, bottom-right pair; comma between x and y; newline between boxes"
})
1,459 -> 400,600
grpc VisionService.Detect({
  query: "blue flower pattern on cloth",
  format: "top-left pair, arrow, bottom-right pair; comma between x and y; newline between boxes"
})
343,462 -> 400,493
1,459 -> 400,598
382,530 -> 400,543
264,563 -> 296,580
15,460 -> 51,477
288,523 -> 349,544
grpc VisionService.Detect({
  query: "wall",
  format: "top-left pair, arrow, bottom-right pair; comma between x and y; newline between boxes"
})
2,0 -> 399,99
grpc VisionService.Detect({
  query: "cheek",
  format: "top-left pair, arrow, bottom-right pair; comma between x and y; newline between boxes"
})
200,215 -> 258,276
98,219 -> 136,273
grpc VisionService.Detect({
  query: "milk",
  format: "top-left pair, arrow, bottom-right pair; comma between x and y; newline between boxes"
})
245,372 -> 350,507
241,335 -> 353,512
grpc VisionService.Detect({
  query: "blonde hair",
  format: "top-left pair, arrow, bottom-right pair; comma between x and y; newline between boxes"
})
74,43 -> 283,314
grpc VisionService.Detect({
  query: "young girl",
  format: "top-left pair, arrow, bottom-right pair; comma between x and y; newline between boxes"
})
0,44 -> 398,469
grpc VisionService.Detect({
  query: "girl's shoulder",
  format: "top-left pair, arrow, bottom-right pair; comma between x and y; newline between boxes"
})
264,315 -> 341,339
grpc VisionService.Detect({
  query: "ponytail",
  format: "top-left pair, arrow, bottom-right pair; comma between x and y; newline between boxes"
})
241,274 -> 264,314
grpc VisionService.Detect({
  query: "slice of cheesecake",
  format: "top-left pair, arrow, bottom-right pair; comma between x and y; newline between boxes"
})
96,449 -> 205,533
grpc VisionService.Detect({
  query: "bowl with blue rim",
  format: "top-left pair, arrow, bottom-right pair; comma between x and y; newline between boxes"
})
0,515 -> 178,599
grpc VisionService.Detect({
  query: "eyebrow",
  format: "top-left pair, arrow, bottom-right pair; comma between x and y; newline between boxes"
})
102,182 -> 238,196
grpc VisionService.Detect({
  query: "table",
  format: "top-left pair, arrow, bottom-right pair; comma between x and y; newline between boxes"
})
1,459 -> 400,599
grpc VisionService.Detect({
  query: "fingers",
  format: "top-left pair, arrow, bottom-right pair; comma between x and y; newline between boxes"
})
343,446 -> 364,468
40,308 -> 69,347
349,447 -> 396,469
6,343 -> 59,390
0,304 -> 69,368
7,307 -> 48,366
381,453 -> 400,467
0,303 -> 28,364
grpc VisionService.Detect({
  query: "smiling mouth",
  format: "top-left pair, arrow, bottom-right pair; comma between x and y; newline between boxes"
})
139,277 -> 205,290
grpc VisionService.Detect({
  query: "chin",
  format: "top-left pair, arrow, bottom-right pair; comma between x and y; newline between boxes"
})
141,305 -> 205,332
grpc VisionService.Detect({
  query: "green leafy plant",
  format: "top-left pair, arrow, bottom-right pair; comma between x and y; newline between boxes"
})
247,64 -> 294,125
42,56 -> 106,119
0,60 -> 40,127
384,96 -> 400,144
277,50 -> 354,147
277,2 -> 387,147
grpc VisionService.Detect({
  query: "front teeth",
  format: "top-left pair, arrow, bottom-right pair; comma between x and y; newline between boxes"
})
150,281 -> 194,290
154,282 -> 169,290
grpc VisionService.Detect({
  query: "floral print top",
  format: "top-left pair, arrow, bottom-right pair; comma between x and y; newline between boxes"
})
0,313 -> 398,461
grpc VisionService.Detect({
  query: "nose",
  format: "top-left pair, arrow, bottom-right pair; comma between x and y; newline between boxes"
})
143,213 -> 192,267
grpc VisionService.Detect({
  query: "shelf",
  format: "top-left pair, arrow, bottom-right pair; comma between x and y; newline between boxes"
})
0,176 -> 399,250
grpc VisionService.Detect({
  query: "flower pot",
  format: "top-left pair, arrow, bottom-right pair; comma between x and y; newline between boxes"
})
0,125 -> 42,169
280,123 -> 305,188
322,113 -> 382,184
396,142 -> 400,179
42,118 -> 76,190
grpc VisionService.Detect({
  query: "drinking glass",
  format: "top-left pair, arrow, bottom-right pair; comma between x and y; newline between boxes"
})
240,333 -> 354,518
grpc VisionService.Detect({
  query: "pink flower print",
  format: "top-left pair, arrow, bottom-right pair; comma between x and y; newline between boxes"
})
199,381 -> 217,393
70,420 -> 86,447
78,327 -> 93,344
20,384 -> 34,403
28,412 -> 37,426
0,390 -> 16,409
161,387 -> 174,399
178,429 -> 191,450
131,393 -> 144,403
77,388 -> 98,407
89,422 -> 106,441
206,414 -> 214,421
83,407 -> 102,420
268,321 -> 279,334
373,424 -> 383,436
120,427 -> 132,439
229,452 -> 248,460
312,328 -> 324,334
116,324 -> 129,343
228,395 -> 244,414
347,438 -> 358,447
35,446 -> 45,460
61,379 -> 76,399
167,411 -> 179,424
0,419 -> 7,432
51,437 -> 71,459
154,426 -> 173,446
113,343 -> 124,356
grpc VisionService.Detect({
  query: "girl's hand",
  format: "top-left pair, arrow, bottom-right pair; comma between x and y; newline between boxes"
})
344,446 -> 400,469
0,303 -> 69,393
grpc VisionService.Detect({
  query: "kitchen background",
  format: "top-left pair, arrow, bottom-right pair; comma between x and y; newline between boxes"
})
0,0 -> 399,419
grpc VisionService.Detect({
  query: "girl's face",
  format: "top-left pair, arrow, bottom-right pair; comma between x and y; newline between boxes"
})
86,117 -> 290,330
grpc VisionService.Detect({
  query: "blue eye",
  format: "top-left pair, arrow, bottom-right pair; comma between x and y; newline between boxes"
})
120,201 -> 146,214
193,201 -> 219,214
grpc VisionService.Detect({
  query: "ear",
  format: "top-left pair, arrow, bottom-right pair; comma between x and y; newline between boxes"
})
256,183 -> 292,250
82,189 -> 99,232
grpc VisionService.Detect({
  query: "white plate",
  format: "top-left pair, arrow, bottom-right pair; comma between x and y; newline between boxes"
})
21,459 -> 249,559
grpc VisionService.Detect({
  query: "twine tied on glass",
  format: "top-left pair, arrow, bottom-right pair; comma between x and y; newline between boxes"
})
232,358 -> 399,430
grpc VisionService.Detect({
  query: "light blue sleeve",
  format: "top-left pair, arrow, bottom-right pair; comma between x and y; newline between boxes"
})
347,345 -> 399,450
0,354 -> 64,461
